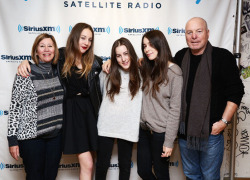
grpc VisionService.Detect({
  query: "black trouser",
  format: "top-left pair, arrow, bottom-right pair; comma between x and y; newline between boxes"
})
95,136 -> 133,180
18,134 -> 62,180
137,127 -> 170,180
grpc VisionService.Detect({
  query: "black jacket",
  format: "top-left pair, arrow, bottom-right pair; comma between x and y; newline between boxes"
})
57,47 -> 103,118
174,46 -> 244,137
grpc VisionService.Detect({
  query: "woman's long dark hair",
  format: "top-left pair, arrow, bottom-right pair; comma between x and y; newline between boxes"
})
141,30 -> 173,98
62,22 -> 95,78
107,37 -> 141,102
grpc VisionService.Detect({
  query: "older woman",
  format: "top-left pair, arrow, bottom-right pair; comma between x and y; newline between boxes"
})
7,33 -> 64,180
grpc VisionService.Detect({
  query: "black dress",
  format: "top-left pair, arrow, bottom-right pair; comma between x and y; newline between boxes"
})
63,67 -> 98,154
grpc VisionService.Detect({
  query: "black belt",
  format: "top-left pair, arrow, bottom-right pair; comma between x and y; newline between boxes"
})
140,121 -> 154,134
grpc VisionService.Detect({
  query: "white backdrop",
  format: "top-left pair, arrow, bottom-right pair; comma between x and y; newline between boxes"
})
0,0 -> 241,179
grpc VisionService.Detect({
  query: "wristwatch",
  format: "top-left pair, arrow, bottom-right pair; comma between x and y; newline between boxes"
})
221,118 -> 230,125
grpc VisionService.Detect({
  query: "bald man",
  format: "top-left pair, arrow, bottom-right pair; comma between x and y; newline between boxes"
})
175,17 -> 244,180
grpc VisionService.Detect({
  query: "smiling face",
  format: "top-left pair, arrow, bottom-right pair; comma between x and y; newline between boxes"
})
143,37 -> 158,60
36,38 -> 55,63
185,17 -> 209,55
78,28 -> 93,54
115,45 -> 131,71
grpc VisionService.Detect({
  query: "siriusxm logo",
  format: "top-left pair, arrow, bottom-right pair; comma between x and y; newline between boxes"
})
0,162 -> 24,170
169,160 -> 179,167
168,27 -> 185,35
0,163 -> 4,170
1,55 -> 31,61
196,0 -> 202,4
69,25 -> 73,32
94,26 -> 111,34
100,56 -> 111,61
109,161 -> 134,170
0,110 -> 8,116
18,24 -> 61,33
119,27 -> 159,34
69,26 -> 110,34
58,163 -> 80,168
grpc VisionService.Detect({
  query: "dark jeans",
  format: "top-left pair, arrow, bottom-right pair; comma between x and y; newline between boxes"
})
18,134 -> 62,180
137,127 -> 170,180
95,136 -> 133,180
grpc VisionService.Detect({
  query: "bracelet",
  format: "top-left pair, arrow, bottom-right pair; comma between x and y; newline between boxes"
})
221,118 -> 230,125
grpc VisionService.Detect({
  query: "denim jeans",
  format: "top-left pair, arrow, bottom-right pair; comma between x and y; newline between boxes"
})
178,134 -> 224,180
18,134 -> 62,180
137,127 -> 170,180
95,136 -> 134,180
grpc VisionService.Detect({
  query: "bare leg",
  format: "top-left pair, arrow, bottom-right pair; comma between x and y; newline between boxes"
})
78,151 -> 94,180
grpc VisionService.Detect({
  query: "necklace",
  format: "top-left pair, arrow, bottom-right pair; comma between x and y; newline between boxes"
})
39,68 -> 56,100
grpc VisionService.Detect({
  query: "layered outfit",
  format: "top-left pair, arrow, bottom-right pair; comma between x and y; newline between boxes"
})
175,42 -> 244,180
95,70 -> 142,180
58,48 -> 103,154
137,64 -> 183,180
7,62 -> 64,180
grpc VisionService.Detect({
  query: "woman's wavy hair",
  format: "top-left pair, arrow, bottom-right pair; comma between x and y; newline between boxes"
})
107,37 -> 141,102
31,33 -> 59,65
62,22 -> 94,78
141,30 -> 173,98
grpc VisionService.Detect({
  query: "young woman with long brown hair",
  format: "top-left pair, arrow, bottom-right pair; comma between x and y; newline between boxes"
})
137,30 -> 183,179
95,38 -> 142,180
60,22 -> 102,180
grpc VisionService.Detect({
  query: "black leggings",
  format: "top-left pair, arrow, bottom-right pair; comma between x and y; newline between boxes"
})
95,136 -> 133,180
137,128 -> 170,180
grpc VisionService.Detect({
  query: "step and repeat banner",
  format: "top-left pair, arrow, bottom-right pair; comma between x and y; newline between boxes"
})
0,0 -> 244,179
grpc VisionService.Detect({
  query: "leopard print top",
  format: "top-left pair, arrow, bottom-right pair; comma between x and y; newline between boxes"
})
7,75 -> 38,147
